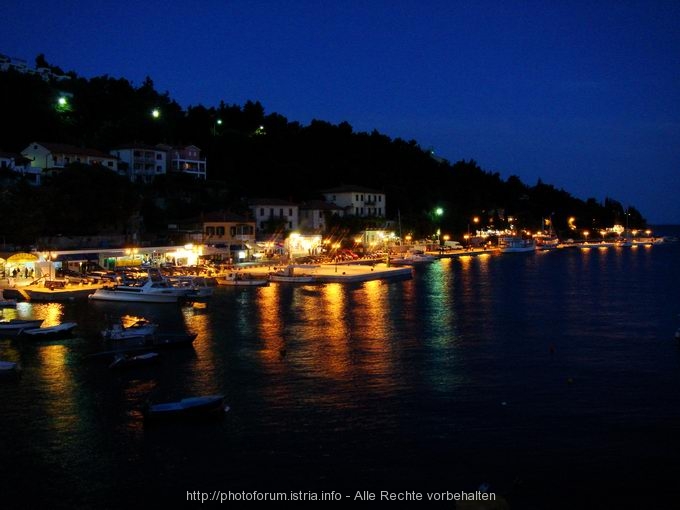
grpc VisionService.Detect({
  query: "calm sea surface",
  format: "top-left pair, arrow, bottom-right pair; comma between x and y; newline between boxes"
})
2,232 -> 680,508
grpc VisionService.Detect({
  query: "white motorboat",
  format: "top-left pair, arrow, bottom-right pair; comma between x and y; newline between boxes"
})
498,236 -> 536,253
169,276 -> 215,299
102,319 -> 159,341
88,275 -> 187,303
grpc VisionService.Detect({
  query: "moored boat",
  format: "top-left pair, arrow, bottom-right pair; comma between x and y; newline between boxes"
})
169,276 -> 215,300
389,251 -> 437,265
0,360 -> 21,379
109,351 -> 160,369
21,321 -> 78,339
0,290 -> 17,308
268,265 -> 316,283
498,236 -> 536,253
143,394 -> 229,422
0,319 -> 44,336
88,279 -> 183,303
216,272 -> 269,286
102,319 -> 159,341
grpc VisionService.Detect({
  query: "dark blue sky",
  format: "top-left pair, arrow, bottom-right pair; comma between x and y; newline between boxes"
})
4,1 -> 679,223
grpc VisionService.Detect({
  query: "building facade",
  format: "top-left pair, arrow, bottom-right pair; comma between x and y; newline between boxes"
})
167,145 -> 207,180
249,199 -> 299,233
298,199 -> 344,233
22,142 -> 119,173
0,152 -> 40,184
321,185 -> 386,217
110,145 -> 167,183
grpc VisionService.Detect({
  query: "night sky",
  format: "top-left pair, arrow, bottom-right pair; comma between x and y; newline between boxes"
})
3,1 -> 679,223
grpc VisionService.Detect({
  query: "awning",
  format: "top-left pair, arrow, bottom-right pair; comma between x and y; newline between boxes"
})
7,252 -> 39,263
56,253 -> 100,261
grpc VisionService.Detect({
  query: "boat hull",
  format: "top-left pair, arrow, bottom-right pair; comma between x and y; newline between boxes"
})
144,394 -> 227,422
89,289 -> 179,303
269,275 -> 316,283
21,322 -> 78,339
0,319 -> 44,336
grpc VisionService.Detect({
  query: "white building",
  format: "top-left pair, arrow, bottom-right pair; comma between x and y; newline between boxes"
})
21,142 -> 119,173
110,144 -> 167,183
250,199 -> 299,233
321,185 -> 386,218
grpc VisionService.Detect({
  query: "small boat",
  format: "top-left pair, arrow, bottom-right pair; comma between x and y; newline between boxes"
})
268,265 -> 316,283
0,319 -> 44,335
389,251 -> 437,265
109,351 -> 160,369
216,273 -> 269,287
169,276 -> 216,300
143,394 -> 229,421
498,236 -> 536,253
21,321 -> 78,339
102,320 -> 159,341
0,290 -> 17,308
0,360 -> 21,379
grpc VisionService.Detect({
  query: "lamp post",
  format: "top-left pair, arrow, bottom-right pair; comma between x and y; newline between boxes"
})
467,216 -> 479,250
434,207 -> 443,245
212,118 -> 223,136
583,230 -> 589,244
332,242 -> 341,272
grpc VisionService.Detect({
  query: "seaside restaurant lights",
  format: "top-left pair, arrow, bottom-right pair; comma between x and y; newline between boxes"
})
286,233 -> 322,259
167,244 -> 204,266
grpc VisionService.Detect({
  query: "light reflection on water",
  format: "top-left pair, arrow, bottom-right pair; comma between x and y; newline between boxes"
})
2,244 -> 680,508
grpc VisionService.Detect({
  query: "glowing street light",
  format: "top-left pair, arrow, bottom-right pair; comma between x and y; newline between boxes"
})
583,230 -> 590,244
213,118 -> 223,136
434,207 -> 444,244
151,108 -> 161,119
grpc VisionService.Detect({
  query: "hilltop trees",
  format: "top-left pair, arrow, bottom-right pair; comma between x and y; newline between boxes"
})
0,57 -> 648,246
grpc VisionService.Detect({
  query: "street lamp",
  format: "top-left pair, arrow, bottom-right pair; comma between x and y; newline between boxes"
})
332,242 -> 341,272
151,108 -> 161,119
434,207 -> 444,244
467,216 -> 479,246
583,230 -> 590,244
213,118 -> 223,136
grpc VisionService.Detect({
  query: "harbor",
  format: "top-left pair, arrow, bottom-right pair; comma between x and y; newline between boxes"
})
2,239 -> 680,509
